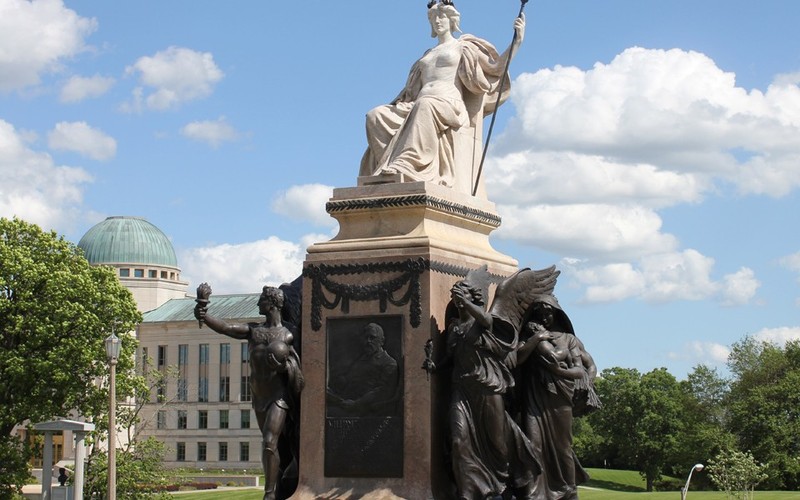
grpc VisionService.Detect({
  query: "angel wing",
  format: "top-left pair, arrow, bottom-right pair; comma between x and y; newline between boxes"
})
488,265 -> 560,341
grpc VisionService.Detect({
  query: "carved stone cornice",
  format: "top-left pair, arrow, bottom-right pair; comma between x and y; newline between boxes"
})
326,194 -> 502,227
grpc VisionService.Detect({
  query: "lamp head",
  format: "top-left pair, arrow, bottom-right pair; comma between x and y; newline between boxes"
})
105,332 -> 121,362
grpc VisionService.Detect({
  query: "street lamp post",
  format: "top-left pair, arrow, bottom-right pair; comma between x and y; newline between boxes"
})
105,332 -> 121,500
681,463 -> 704,500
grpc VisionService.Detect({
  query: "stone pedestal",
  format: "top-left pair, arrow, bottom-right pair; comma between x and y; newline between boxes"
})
292,182 -> 517,499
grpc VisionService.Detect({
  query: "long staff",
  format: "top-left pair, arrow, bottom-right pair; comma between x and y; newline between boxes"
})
472,0 -> 529,196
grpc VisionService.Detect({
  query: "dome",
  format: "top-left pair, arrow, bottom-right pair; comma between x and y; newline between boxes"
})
78,216 -> 178,267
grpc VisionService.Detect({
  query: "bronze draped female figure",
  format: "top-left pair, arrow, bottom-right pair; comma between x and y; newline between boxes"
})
425,266 -> 565,499
513,295 -> 601,500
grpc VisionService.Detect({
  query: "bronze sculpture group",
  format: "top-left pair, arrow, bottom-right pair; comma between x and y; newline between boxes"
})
425,266 -> 600,499
188,2 -> 598,499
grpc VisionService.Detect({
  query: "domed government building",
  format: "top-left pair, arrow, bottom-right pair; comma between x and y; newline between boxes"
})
78,217 -> 262,469
78,216 -> 188,311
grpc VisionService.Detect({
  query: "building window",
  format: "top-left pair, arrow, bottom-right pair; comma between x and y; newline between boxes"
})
156,410 -> 166,430
157,346 -> 167,368
219,377 -> 230,402
240,410 -> 250,429
197,442 -> 206,462
198,344 -> 209,402
177,410 -> 187,430
134,268 -> 144,278
240,442 -> 250,462
177,344 -> 188,401
219,343 -> 230,402
157,345 -> 167,401
148,269 -> 157,278
198,410 -> 208,430
170,272 -> 175,280
240,343 -> 251,402
160,270 -> 168,279
176,442 -> 186,462
219,410 -> 229,429
219,442 -> 228,462
119,268 -> 130,277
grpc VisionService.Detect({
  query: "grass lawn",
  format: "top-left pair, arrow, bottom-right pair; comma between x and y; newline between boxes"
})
170,487 -> 799,500
581,492 -> 799,499
167,469 -> 798,499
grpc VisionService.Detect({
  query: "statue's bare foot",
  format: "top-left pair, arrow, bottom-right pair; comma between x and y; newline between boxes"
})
378,166 -> 399,176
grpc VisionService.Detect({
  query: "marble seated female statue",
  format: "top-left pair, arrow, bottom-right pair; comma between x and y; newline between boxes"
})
358,0 -> 525,197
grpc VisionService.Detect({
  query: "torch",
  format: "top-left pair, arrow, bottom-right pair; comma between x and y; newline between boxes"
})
195,283 -> 212,328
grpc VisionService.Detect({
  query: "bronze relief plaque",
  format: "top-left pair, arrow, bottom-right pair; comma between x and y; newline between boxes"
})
324,316 -> 404,477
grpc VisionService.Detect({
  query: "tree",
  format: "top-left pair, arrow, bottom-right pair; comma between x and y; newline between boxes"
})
726,337 -> 800,489
572,417 -> 603,468
590,367 -> 684,491
0,217 -> 141,495
669,365 -> 734,486
84,437 -> 171,499
707,448 -> 768,500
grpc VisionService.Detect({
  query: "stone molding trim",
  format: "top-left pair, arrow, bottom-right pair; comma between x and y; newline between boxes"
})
325,194 -> 502,227
429,261 -> 508,283
303,259 -> 511,331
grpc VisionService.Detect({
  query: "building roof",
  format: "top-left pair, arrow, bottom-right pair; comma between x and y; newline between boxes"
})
33,419 -> 95,432
142,293 -> 261,323
78,216 -> 178,267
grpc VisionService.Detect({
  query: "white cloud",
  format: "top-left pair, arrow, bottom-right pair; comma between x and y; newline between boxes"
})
754,326 -> 800,346
720,267 -> 760,306
271,184 -> 337,228
488,150 -> 706,209
0,0 -> 96,92
668,341 -> 731,365
123,46 -> 223,111
60,74 -> 115,102
497,203 -> 678,261
179,237 -> 305,295
496,46 -> 800,196
0,119 -> 92,231
778,252 -> 800,273
484,46 -> 800,303
566,250 -> 758,305
47,121 -> 117,161
181,117 -> 239,148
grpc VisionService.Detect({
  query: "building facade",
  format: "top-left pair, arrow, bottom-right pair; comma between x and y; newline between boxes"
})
79,216 -> 262,469
136,295 -> 262,469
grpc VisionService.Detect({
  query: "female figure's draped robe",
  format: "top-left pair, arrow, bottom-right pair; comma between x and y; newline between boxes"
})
447,316 -> 538,499
359,35 -> 511,190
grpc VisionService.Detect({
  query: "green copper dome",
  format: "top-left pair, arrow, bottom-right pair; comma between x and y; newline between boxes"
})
78,216 -> 178,267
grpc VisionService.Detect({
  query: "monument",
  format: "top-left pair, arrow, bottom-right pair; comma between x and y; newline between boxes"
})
292,1 -> 588,499
194,1 -> 600,498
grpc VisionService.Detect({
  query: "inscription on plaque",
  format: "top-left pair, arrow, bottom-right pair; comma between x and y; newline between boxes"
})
325,316 -> 403,477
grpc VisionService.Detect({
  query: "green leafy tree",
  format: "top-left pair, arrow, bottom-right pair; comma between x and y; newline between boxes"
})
707,448 -> 768,500
726,337 -> 800,489
84,437 -> 171,499
669,365 -> 734,486
0,217 -> 141,495
572,417 -> 603,467
590,367 -> 684,491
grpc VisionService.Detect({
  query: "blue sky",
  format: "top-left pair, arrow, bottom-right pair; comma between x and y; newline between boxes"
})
2,0 -> 800,379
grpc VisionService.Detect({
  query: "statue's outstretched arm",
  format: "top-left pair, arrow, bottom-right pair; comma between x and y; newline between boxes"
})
194,305 -> 249,339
